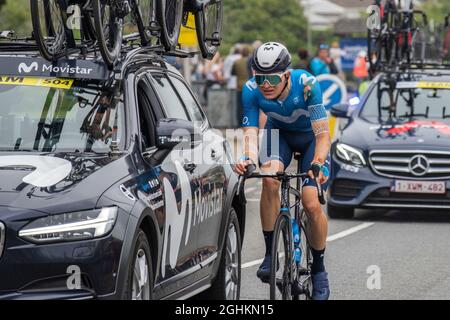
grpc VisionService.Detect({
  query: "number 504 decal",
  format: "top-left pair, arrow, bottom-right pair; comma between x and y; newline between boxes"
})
0,76 -> 74,89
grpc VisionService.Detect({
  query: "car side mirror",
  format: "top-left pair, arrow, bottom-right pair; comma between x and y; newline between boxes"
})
330,103 -> 350,118
156,118 -> 201,150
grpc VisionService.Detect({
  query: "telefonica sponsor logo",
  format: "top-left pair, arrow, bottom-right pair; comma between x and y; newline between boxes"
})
18,62 -> 39,73
18,61 -> 93,75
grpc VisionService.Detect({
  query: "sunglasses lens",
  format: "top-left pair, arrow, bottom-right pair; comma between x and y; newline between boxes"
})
255,74 -> 282,86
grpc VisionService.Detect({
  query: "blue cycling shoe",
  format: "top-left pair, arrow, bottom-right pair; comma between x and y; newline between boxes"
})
312,272 -> 330,300
256,255 -> 271,283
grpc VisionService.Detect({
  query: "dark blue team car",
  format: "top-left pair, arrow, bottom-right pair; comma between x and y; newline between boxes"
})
0,47 -> 244,300
328,69 -> 450,219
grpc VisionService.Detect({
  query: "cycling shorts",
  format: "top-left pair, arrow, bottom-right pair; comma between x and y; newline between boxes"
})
260,120 -> 331,190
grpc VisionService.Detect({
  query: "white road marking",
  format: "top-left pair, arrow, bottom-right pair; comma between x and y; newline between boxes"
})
242,258 -> 265,269
242,222 -> 375,269
242,253 -> 285,269
326,222 -> 374,242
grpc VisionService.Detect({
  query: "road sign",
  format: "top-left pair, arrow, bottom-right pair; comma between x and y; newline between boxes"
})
317,74 -> 347,110
317,74 -> 347,140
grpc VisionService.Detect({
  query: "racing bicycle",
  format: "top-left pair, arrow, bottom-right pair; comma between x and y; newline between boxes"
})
30,0 -> 154,67
368,0 -> 427,77
241,155 -> 326,300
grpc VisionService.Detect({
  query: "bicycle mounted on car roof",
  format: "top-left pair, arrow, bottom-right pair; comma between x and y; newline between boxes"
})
27,0 -> 223,68
367,0 -> 450,119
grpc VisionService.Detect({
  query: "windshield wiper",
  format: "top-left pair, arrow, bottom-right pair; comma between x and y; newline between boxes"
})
398,106 -> 430,119
443,107 -> 450,119
0,149 -> 39,152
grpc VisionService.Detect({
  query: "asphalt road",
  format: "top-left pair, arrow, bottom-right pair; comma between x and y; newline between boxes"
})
239,176 -> 450,300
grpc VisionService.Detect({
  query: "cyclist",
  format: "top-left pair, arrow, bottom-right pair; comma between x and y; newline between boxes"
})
234,42 -> 331,300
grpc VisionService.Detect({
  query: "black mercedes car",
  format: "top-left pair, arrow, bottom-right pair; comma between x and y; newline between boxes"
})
328,68 -> 450,219
0,47 -> 244,300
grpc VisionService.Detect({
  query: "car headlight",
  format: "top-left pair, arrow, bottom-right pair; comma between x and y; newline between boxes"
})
335,143 -> 366,166
19,207 -> 118,244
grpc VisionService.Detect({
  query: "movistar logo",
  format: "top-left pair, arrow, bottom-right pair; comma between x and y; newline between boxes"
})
17,61 -> 94,75
160,160 -> 223,278
18,62 -> 39,74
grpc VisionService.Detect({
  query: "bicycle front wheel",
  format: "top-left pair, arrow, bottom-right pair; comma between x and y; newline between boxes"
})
296,211 -> 313,300
269,215 -> 293,300
195,0 -> 223,59
92,0 -> 124,68
30,0 -> 67,61
156,0 -> 184,51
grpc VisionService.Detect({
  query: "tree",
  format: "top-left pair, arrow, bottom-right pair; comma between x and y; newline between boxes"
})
221,0 -> 308,55
0,0 -> 32,36
422,0 -> 450,24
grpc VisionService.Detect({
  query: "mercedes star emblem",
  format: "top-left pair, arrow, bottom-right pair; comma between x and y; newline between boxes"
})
409,155 -> 430,176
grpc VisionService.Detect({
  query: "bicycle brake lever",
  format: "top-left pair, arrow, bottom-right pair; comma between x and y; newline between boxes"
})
311,163 -> 326,205
243,163 -> 256,178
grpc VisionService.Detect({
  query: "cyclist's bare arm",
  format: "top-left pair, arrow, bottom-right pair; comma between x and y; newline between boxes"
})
259,111 -> 267,129
235,126 -> 259,175
310,119 -> 331,184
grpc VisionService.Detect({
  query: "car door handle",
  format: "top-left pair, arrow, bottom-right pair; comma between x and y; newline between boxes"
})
183,161 -> 197,173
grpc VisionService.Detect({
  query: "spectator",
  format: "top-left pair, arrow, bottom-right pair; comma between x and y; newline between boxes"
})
247,40 -> 263,76
294,48 -> 310,71
444,25 -> 450,60
330,41 -> 346,79
203,53 -> 225,102
353,50 -> 369,87
232,46 -> 251,125
205,52 -> 225,85
309,44 -> 338,76
223,44 -> 242,89
329,42 -> 343,72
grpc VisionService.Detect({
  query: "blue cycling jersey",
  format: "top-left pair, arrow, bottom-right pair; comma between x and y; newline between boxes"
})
241,70 -> 327,132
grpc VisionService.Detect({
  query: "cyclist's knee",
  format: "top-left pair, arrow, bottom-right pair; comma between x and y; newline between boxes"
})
302,197 -> 323,220
260,160 -> 284,173
262,177 -> 280,194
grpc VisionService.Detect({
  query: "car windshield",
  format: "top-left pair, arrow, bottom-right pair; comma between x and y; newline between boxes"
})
0,79 -> 124,153
361,84 -> 450,124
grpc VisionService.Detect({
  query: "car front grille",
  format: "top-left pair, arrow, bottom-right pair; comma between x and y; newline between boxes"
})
0,222 -> 4,259
369,150 -> 450,180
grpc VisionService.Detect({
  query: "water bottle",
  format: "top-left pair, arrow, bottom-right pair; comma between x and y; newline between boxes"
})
292,219 -> 302,264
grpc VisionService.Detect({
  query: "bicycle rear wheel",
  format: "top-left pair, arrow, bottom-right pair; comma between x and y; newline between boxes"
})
156,0 -> 184,51
195,0 -> 222,59
92,0 -> 124,68
269,215 -> 293,300
30,0 -> 67,61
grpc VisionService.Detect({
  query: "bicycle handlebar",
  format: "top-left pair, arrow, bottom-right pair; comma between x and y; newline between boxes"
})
241,163 -> 326,205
